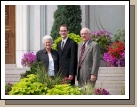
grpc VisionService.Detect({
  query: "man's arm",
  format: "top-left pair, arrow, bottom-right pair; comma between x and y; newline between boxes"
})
91,43 -> 100,76
69,42 -> 78,76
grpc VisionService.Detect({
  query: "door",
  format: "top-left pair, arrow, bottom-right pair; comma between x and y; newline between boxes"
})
5,5 -> 15,64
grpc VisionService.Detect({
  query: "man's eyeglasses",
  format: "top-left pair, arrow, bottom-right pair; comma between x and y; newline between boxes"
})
60,30 -> 67,32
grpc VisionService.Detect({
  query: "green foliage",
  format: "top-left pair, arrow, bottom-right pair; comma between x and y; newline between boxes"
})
46,84 -> 81,95
36,63 -> 47,84
5,83 -> 12,95
91,30 -> 112,58
112,29 -> 125,44
20,61 -> 63,90
121,85 -> 125,95
50,5 -> 82,40
5,83 -> 12,92
20,62 -> 44,79
52,33 -> 82,50
9,74 -> 48,95
79,82 -> 95,95
30,62 -> 63,89
37,70 -> 63,89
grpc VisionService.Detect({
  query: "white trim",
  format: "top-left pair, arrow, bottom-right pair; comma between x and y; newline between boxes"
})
16,5 -> 29,68
33,6 -> 41,51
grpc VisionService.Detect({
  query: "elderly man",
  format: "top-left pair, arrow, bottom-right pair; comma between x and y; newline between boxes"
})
77,27 -> 100,87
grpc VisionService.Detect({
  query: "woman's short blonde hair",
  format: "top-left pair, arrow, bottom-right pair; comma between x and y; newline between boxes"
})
42,35 -> 53,44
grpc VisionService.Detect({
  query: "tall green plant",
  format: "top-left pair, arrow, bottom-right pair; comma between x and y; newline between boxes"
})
121,85 -> 125,95
33,62 -> 63,89
20,62 -> 43,79
50,5 -> 82,40
79,82 -> 95,95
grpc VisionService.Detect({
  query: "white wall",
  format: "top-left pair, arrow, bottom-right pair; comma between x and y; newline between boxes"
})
89,5 -> 125,36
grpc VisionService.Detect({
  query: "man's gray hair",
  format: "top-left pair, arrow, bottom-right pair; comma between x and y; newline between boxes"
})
42,35 -> 53,44
80,27 -> 91,33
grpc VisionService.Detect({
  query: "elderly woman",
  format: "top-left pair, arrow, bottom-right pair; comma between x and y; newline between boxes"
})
35,35 -> 59,77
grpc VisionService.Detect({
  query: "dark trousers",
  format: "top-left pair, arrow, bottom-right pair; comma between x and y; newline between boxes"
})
49,76 -> 54,80
70,77 -> 75,85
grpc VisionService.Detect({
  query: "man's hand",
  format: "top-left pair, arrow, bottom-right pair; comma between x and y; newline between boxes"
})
90,75 -> 96,81
69,75 -> 73,80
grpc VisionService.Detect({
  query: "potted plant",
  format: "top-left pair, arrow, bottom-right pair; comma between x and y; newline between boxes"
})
21,52 -> 36,67
91,30 -> 112,58
103,40 -> 125,67
5,83 -> 12,95
94,88 -> 110,95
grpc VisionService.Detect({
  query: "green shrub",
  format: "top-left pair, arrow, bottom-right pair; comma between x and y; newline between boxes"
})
37,70 -> 63,89
91,30 -> 112,58
20,62 -> 44,79
5,83 -> 12,95
50,5 -> 82,40
31,62 -> 63,89
9,74 -> 48,95
52,33 -> 82,50
46,84 -> 81,95
121,85 -> 125,95
112,29 -> 125,44
20,61 -> 63,90
79,82 -> 95,95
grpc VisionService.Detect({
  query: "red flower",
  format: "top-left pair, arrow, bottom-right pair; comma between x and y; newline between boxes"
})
62,77 -> 71,84
108,41 -> 125,59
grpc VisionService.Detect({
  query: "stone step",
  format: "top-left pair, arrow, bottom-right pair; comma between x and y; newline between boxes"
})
96,80 -> 124,84
5,64 -> 17,67
97,76 -> 124,81
98,67 -> 125,74
98,73 -> 125,76
95,82 -> 124,89
5,69 -> 29,75
5,75 -> 21,82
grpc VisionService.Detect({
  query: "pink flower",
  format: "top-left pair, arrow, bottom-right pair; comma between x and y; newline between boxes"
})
63,77 -> 67,81
94,88 -> 110,95
62,81 -> 66,84
69,77 -> 73,81
5,92 -> 8,95
21,52 -> 36,67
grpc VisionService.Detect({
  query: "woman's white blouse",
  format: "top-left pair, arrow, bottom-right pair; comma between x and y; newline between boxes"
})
48,53 -> 54,76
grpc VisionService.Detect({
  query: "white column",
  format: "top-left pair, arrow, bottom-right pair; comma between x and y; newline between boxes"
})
16,5 -> 29,68
40,5 -> 46,49
33,6 -> 40,52
46,5 -> 57,35
29,5 -> 41,54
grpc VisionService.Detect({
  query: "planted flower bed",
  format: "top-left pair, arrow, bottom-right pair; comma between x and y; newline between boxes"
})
6,62 -> 113,95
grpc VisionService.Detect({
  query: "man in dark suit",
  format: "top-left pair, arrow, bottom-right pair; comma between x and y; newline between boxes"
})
57,24 -> 78,85
77,27 -> 100,87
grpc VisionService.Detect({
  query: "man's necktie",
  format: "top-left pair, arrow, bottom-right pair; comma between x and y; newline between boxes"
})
61,41 -> 65,50
78,43 -> 86,67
